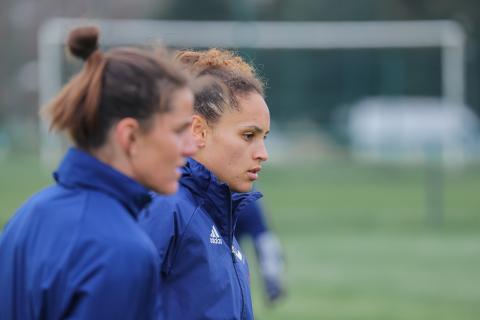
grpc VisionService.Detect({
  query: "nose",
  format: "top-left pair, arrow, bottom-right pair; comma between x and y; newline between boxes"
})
253,140 -> 269,162
181,131 -> 198,157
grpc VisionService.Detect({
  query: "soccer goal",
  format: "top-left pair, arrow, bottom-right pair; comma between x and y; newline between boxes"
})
38,18 -> 466,163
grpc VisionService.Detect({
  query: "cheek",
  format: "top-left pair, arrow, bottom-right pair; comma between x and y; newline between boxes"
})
213,135 -> 243,162
143,132 -> 177,164
220,143 -> 249,176
228,147 -> 245,165
158,134 -> 180,163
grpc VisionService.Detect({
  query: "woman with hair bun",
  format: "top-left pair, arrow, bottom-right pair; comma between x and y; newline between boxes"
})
140,48 -> 270,319
0,26 -> 197,319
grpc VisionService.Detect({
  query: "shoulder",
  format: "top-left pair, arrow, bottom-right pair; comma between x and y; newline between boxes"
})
2,185 -> 158,283
37,184 -> 158,265
138,188 -> 201,258
2,185 -> 86,242
68,210 -> 158,285
140,187 -> 199,232
65,230 -> 159,309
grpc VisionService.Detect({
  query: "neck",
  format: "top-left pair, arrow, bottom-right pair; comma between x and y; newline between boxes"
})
90,142 -> 133,178
191,147 -> 211,169
190,154 -> 233,190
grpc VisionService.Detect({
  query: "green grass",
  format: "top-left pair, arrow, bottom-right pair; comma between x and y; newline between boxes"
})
246,230 -> 480,320
1,154 -> 480,319
0,154 -> 53,227
250,159 -> 480,319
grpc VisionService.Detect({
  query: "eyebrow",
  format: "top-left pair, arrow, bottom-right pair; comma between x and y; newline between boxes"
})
177,119 -> 193,130
240,125 -> 269,135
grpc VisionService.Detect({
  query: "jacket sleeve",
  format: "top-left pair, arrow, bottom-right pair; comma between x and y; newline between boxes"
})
62,239 -> 159,319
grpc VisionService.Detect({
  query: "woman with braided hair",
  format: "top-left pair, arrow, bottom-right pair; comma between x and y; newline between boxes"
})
0,26 -> 197,319
140,48 -> 270,319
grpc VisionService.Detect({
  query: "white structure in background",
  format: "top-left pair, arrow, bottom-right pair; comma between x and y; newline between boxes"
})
38,19 -> 466,164
348,97 -> 480,164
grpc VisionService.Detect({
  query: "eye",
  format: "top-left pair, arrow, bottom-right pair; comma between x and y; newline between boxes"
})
174,127 -> 185,134
242,132 -> 254,141
175,123 -> 191,134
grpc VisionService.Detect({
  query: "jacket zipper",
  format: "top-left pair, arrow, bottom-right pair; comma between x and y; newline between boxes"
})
232,256 -> 246,319
226,189 -> 246,319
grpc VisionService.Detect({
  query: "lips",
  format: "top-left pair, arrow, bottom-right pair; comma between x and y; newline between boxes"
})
247,167 -> 261,181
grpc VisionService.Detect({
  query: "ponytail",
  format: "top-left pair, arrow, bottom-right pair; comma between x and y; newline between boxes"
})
44,26 -> 107,148
42,26 -> 189,150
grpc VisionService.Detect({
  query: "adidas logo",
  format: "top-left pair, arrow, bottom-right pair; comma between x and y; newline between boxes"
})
210,225 -> 223,245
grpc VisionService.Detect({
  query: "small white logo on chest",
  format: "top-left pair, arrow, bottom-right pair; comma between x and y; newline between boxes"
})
210,225 -> 223,244
232,245 -> 243,261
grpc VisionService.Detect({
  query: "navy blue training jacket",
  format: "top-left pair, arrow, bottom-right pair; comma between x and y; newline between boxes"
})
235,201 -> 269,240
0,147 -> 159,319
139,158 -> 261,320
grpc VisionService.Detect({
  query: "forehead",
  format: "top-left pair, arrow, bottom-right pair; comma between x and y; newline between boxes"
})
219,92 -> 270,126
169,87 -> 194,112
154,88 -> 193,126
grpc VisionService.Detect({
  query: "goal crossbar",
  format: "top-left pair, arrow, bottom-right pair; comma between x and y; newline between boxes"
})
38,18 -> 466,162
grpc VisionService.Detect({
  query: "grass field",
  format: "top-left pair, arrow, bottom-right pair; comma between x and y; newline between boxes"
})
1,153 -> 480,319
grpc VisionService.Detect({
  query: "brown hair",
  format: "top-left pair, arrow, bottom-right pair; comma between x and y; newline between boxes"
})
43,26 -> 190,150
175,48 -> 264,124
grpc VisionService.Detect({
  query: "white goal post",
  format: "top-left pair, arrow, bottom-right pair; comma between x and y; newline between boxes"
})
38,18 -> 466,163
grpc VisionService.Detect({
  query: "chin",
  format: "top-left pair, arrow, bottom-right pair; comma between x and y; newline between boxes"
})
154,181 -> 178,195
231,182 -> 253,193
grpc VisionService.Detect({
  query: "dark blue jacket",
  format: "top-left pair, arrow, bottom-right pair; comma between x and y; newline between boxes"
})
234,200 -> 286,303
139,158 -> 261,320
0,147 -> 159,319
235,201 -> 269,240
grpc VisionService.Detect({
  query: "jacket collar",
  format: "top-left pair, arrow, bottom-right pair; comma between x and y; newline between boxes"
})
180,158 -> 262,236
54,147 -> 152,219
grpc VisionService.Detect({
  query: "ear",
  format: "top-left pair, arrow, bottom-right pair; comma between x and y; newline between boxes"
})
114,117 -> 141,156
191,115 -> 209,149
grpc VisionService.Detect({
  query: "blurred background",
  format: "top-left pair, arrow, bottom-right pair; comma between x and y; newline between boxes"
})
1,1 -> 480,319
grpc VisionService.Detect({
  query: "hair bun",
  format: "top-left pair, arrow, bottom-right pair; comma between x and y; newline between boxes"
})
68,26 -> 100,61
176,49 -> 256,78
176,51 -> 201,70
